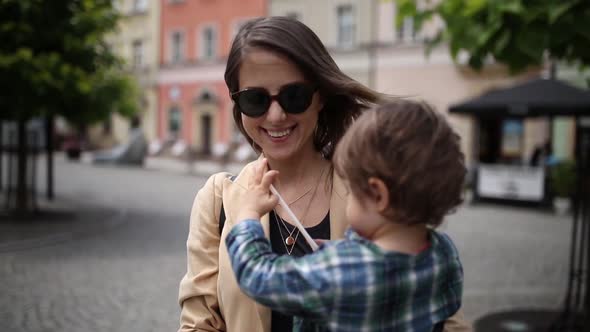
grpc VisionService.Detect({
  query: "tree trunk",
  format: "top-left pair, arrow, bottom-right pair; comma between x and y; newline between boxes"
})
46,115 -> 54,200
550,60 -> 557,79
16,118 -> 29,216
0,120 -> 3,191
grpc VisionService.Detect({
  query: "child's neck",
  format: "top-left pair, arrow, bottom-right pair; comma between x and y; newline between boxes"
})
372,222 -> 429,255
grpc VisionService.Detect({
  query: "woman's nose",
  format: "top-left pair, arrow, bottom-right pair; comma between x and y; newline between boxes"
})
266,100 -> 287,122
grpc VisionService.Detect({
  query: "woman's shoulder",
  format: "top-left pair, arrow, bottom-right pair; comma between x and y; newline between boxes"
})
202,171 -> 234,191
330,170 -> 348,200
196,159 -> 260,200
201,160 -> 257,188
228,159 -> 258,183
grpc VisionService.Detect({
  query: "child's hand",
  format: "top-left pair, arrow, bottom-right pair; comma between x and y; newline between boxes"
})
236,158 -> 279,222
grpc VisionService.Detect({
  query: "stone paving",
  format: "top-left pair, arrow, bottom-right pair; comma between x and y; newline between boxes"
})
0,155 -> 572,331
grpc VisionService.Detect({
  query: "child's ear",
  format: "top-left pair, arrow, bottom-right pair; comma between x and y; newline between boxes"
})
367,177 -> 389,213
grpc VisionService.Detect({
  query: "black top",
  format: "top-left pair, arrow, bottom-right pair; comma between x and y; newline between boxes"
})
269,209 -> 330,332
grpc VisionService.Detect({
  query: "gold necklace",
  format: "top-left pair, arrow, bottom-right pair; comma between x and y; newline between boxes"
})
286,186 -> 314,206
275,210 -> 298,245
275,213 -> 300,255
274,166 -> 326,254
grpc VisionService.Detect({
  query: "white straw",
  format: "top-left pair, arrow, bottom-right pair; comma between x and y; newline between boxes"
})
270,184 -> 319,251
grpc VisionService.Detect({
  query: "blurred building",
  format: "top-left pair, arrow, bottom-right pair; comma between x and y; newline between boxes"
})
156,0 -> 266,158
120,0 -> 576,165
271,0 -> 375,86
269,0 -> 570,165
89,0 -> 160,149
553,66 -> 588,161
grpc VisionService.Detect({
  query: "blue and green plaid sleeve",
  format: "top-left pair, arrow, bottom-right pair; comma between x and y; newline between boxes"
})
226,220 -> 464,332
226,220 -> 336,319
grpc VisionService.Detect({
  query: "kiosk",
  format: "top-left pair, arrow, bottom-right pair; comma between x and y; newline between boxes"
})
450,77 -> 590,331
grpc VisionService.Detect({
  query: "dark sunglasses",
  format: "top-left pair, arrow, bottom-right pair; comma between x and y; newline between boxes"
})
231,83 -> 318,118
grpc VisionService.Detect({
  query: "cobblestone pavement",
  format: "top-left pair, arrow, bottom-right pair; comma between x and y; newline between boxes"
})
0,156 -> 572,331
1,157 -> 205,332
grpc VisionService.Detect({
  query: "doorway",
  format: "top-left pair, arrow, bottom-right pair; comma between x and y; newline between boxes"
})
201,114 -> 211,155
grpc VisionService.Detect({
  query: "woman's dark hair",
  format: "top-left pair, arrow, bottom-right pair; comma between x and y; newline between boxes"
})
224,16 -> 385,159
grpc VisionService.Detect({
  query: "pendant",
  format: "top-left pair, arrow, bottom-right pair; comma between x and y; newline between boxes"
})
285,236 -> 295,246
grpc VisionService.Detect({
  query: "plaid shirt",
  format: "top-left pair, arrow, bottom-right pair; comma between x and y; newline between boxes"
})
226,220 -> 463,332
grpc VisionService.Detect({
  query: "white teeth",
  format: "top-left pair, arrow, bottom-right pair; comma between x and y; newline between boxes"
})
267,129 -> 291,138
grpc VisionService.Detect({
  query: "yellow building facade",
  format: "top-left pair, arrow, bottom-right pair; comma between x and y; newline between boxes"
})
90,0 -> 160,148
270,0 -> 560,164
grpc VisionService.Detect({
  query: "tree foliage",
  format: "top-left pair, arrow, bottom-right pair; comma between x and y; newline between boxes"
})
0,0 -> 139,216
0,0 -> 139,124
397,0 -> 590,73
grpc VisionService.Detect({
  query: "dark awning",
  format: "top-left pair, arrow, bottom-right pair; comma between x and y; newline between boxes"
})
449,78 -> 590,118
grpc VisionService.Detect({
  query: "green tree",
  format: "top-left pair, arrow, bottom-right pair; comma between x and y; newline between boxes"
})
0,0 -> 139,216
397,0 -> 590,74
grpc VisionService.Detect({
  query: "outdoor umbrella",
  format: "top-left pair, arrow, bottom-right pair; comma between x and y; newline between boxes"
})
449,77 -> 590,117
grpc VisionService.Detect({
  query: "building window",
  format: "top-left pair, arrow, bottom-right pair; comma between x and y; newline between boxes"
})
337,5 -> 355,48
397,17 -> 416,43
105,41 -> 115,54
200,26 -> 217,60
132,0 -> 148,12
169,106 -> 182,136
196,88 -> 216,105
170,31 -> 185,64
113,0 -> 123,12
132,39 -> 143,68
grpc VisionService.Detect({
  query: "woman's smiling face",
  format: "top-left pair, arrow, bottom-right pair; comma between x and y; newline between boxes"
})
237,48 -> 323,162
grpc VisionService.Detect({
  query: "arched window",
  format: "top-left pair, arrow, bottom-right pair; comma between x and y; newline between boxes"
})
195,88 -> 217,106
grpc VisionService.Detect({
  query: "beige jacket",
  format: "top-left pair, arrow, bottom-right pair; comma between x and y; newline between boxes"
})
179,161 -> 472,332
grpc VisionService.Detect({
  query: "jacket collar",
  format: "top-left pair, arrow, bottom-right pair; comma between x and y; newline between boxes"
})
223,157 -> 348,238
222,157 -> 348,329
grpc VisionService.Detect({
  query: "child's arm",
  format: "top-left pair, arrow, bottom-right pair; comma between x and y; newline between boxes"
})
228,158 -> 337,318
225,220 -> 336,319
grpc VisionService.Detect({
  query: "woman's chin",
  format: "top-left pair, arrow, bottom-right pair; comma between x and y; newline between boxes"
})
258,136 -> 316,162
261,148 -> 296,162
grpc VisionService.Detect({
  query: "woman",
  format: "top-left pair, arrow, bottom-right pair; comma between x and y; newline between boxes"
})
178,16 -> 471,332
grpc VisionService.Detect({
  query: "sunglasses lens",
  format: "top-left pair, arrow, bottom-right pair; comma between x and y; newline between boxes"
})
236,89 -> 269,117
233,84 -> 316,117
278,84 -> 315,114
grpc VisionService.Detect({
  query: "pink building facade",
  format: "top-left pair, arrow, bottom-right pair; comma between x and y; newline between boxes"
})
158,0 -> 266,154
